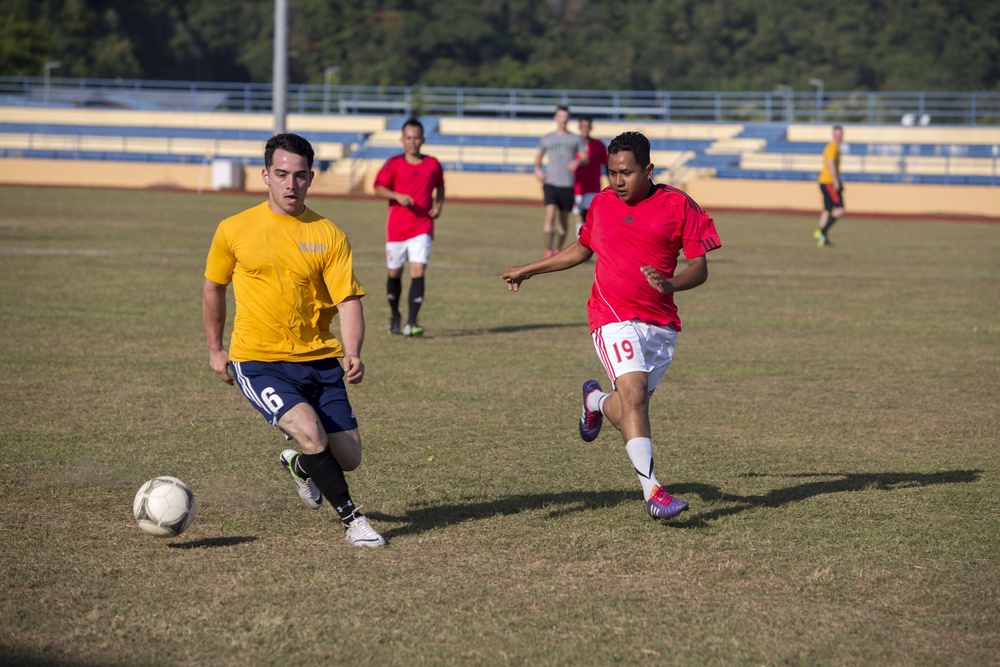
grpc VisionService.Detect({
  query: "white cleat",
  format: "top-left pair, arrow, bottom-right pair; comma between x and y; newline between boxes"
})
279,449 -> 322,510
344,515 -> 386,547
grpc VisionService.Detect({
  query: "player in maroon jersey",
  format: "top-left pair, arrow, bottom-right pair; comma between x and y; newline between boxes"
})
502,131 -> 721,520
572,116 -> 609,237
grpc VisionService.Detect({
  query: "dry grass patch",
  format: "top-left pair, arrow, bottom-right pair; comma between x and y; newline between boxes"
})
1,186 -> 997,666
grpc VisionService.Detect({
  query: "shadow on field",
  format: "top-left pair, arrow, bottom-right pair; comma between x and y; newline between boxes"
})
167,536 -> 259,549
368,470 -> 982,537
0,646 -> 119,667
440,321 -> 587,337
667,469 -> 983,529
367,489 -> 641,539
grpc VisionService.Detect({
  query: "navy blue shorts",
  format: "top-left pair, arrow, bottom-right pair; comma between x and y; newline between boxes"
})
231,358 -> 358,434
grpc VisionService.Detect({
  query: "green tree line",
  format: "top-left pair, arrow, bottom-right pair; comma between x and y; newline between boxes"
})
2,0 -> 998,91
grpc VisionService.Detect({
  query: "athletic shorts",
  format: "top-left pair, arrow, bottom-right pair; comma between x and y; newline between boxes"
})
572,192 -> 597,216
543,184 -> 575,212
820,183 -> 844,212
386,233 -> 432,270
591,320 -> 677,394
231,357 -> 358,435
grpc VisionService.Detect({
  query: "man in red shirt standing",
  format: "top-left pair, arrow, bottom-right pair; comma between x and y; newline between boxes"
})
374,117 -> 445,336
502,131 -> 721,521
572,116 -> 608,237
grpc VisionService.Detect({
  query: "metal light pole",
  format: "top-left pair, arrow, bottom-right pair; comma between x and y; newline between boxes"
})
272,0 -> 288,134
323,66 -> 340,114
43,60 -> 62,107
809,78 -> 824,123
774,84 -> 793,122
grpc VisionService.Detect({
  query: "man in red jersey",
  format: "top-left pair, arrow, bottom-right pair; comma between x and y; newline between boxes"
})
572,116 -> 608,237
502,131 -> 721,521
374,117 -> 445,336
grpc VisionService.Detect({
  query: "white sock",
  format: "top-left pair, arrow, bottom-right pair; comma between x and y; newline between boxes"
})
625,437 -> 660,501
586,391 -> 609,413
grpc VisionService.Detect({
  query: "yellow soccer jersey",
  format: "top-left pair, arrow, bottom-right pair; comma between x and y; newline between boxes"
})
204,201 -> 364,362
818,140 -> 841,184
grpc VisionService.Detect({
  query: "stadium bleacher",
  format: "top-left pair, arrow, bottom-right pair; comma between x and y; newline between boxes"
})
0,105 -> 997,215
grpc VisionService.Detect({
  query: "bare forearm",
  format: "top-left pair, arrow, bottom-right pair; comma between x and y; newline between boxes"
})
666,262 -> 708,292
202,279 -> 234,383
202,281 -> 227,350
641,256 -> 708,294
337,297 -> 365,357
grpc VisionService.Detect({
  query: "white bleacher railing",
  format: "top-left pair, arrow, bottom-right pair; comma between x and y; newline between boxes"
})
2,76 -> 999,125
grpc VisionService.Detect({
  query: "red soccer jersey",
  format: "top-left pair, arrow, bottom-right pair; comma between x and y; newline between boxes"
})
578,184 -> 721,332
574,139 -> 609,195
374,154 -> 445,242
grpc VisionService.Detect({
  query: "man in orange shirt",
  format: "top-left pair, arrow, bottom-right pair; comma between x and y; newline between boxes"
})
815,125 -> 845,247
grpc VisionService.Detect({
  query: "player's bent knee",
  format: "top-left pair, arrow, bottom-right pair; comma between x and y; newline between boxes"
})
328,430 -> 362,471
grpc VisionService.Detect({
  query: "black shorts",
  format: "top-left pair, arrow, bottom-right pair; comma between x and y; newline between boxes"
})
820,183 -> 844,212
543,184 -> 575,212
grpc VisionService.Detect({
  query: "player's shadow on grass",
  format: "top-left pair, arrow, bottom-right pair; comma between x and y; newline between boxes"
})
366,469 -> 981,538
441,321 -> 587,337
367,489 -> 639,539
167,536 -> 258,549
667,469 -> 983,529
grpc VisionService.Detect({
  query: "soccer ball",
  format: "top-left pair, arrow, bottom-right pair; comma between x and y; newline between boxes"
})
133,476 -> 195,538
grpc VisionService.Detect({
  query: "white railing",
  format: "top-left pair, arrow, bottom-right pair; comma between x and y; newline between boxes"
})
2,76 -> 999,125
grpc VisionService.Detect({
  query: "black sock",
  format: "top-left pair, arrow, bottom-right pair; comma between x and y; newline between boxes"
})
386,276 -> 402,317
297,450 -> 358,523
407,277 -> 425,325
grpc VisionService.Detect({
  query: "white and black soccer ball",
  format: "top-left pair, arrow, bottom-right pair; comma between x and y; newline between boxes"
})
133,476 -> 195,538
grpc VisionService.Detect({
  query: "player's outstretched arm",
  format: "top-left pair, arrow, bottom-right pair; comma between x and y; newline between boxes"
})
503,242 -> 593,292
641,255 -> 708,294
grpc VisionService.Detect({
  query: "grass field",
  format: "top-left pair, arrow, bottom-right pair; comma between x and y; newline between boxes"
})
1,184 -> 997,666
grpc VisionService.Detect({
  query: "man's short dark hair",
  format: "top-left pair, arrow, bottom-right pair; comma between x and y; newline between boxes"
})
579,115 -> 593,124
265,133 -> 315,169
556,104 -> 570,114
608,131 -> 651,168
402,117 -> 425,135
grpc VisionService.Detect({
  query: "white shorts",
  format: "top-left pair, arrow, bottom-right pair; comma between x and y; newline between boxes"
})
591,320 -> 677,394
572,192 -> 597,216
385,234 -> 432,270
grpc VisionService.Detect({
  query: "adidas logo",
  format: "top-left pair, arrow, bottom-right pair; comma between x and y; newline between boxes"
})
620,215 -> 635,224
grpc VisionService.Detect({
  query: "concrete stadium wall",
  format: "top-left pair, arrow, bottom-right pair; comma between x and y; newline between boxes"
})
681,177 -> 1000,219
1,157 -> 997,219
788,123 -> 1000,145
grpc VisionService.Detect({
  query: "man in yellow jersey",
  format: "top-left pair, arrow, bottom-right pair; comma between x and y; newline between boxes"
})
202,133 -> 384,547
815,125 -> 845,247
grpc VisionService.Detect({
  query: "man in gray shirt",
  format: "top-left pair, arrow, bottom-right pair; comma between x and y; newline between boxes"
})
534,105 -> 588,258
